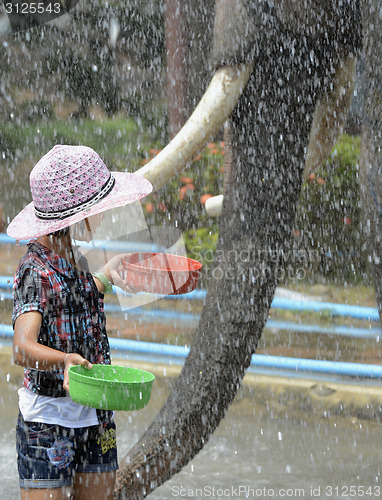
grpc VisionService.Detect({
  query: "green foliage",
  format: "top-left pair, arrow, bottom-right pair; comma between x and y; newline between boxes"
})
183,226 -> 219,288
142,134 -> 367,284
141,142 -> 224,232
183,226 -> 219,264
0,117 -> 158,169
292,134 -> 366,283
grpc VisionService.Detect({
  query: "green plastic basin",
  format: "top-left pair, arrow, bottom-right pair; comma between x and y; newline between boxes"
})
69,365 -> 155,411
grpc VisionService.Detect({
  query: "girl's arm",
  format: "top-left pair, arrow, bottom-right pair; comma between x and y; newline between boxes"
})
93,253 -> 139,293
13,311 -> 92,392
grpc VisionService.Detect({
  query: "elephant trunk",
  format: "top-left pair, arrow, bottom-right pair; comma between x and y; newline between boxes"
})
114,27 -> 330,497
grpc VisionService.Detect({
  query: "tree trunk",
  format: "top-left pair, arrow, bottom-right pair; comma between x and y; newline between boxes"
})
165,0 -> 190,138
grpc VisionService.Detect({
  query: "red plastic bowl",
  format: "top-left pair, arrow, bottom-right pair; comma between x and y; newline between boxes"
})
122,253 -> 202,295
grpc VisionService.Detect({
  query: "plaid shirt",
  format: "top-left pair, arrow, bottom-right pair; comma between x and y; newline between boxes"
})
13,240 -> 111,400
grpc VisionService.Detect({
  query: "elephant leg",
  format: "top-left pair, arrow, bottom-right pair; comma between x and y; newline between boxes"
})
304,53 -> 357,177
359,1 -> 382,321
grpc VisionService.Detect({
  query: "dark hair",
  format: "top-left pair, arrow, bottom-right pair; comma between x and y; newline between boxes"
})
48,226 -> 70,238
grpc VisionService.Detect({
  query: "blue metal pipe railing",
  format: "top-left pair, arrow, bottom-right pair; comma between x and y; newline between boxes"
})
265,319 -> 381,339
0,274 -> 379,321
2,284 -> 380,337
271,297 -> 380,322
1,230 -> 379,321
108,337 -> 382,379
2,234 -> 380,342
1,326 -> 379,379
105,308 -> 382,339
248,354 -> 382,379
3,235 -> 381,378
2,306 -> 380,337
87,338 -> 382,379
0,233 -> 164,252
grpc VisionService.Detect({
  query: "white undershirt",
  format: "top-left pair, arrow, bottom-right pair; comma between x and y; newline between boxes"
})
18,387 -> 99,427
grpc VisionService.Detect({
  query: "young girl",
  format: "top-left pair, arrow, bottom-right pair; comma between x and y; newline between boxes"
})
7,145 -> 152,500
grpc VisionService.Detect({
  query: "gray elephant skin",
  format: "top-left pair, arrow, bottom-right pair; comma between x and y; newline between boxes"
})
114,1 -> 382,498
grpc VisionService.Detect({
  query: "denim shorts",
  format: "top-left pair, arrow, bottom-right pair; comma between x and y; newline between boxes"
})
16,412 -> 118,489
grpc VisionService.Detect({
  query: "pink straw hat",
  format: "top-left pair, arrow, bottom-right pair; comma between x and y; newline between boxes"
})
7,144 -> 153,240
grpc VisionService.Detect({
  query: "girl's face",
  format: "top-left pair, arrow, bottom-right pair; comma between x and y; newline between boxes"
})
70,213 -> 104,242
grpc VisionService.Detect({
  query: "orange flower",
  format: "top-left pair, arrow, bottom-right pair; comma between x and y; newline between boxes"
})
211,148 -> 219,155
178,184 -> 194,200
149,148 -> 161,156
180,176 -> 193,184
220,141 -> 225,148
343,216 -> 352,226
145,202 -> 154,213
193,154 -> 202,162
178,187 -> 187,200
158,202 -> 167,212
200,193 -> 213,205
308,173 -> 316,182
207,142 -> 215,150
316,177 -> 325,185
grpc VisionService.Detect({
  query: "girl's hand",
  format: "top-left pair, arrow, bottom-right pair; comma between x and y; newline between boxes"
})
63,353 -> 93,392
97,253 -> 141,293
